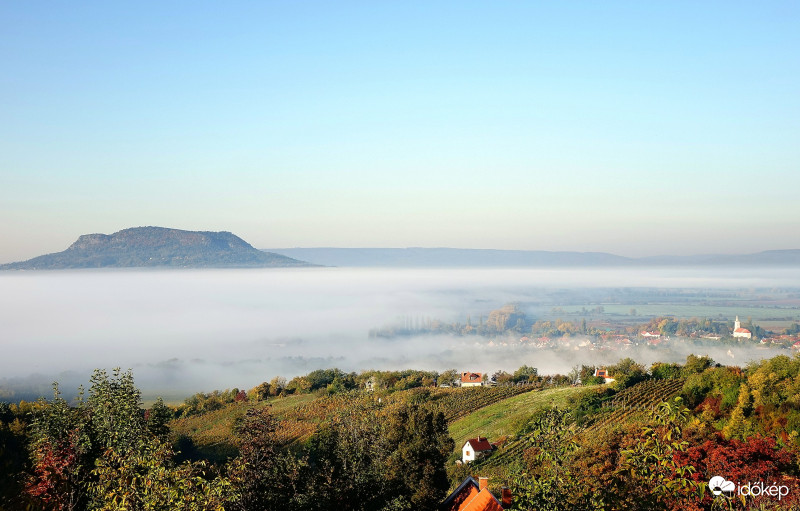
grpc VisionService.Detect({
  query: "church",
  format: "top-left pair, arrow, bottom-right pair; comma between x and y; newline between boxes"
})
733,316 -> 752,339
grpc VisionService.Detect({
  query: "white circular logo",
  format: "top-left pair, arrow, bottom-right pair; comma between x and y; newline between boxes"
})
709,476 -> 735,497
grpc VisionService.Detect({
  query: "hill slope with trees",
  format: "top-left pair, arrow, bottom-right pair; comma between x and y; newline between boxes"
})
5,356 -> 800,509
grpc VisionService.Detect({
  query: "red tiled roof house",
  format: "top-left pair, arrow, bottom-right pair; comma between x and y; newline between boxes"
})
461,372 -> 483,387
462,437 -> 493,463
441,476 -> 511,511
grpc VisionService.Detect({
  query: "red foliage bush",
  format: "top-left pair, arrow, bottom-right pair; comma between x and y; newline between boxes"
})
673,433 -> 800,509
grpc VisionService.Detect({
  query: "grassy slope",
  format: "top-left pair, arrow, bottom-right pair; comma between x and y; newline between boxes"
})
448,386 -> 583,454
169,386 -> 569,462
169,393 -> 317,459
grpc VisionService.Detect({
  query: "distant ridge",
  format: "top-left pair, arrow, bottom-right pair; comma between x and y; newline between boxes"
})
264,247 -> 800,268
1,227 -> 314,269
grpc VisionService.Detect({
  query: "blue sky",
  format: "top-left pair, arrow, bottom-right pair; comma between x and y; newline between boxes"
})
2,1 -> 799,262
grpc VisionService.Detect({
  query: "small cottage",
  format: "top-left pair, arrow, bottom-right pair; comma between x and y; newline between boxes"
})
461,372 -> 483,387
462,437 -> 494,463
594,369 -> 615,384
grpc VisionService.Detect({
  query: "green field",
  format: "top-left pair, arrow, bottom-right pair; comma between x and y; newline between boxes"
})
448,386 -> 583,454
549,304 -> 800,324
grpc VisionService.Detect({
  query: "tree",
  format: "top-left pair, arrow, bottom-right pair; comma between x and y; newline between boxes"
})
86,368 -> 146,453
228,407 -> 307,511
27,383 -> 89,510
439,369 -> 458,387
27,369 -> 232,510
509,407 -> 581,510
268,376 -> 287,396
513,365 -> 538,383
253,382 -> 272,400
608,358 -> 646,389
617,398 -> 700,510
146,397 -> 173,440
0,402 -> 33,509
682,354 -> 714,375
383,404 -> 454,510
650,362 -> 681,380
492,370 -> 513,384
89,438 -> 231,510
307,402 -> 389,510
306,402 -> 453,511
568,366 -> 580,385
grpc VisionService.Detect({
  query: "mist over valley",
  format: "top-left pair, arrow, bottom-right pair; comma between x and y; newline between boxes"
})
3,266 -> 800,402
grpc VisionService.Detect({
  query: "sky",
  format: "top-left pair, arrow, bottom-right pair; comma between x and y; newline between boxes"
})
2,1 -> 799,263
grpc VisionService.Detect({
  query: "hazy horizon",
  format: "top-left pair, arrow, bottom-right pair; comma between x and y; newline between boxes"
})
4,227 -> 800,267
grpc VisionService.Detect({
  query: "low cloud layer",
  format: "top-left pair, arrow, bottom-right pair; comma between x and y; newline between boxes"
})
2,267 -> 799,401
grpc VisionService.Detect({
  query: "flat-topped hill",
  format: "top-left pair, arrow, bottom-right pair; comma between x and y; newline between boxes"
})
0,227 -> 313,269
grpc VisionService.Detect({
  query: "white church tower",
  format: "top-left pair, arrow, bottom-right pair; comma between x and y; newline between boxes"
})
733,316 -> 752,339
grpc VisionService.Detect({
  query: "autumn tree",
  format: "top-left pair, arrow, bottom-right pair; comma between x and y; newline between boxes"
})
227,407 -> 308,511
307,401 -> 453,511
26,368 -> 232,510
89,437 -> 231,510
513,365 -> 538,383
509,407 -> 581,510
27,382 -> 89,510
383,403 -> 454,509
617,398 -> 700,510
439,369 -> 459,386
146,397 -> 173,440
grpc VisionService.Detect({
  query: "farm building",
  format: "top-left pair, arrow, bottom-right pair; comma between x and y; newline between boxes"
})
461,372 -> 483,387
594,369 -> 615,384
462,437 -> 494,463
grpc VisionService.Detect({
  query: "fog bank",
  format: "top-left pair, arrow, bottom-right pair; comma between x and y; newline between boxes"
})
1,267 -> 799,401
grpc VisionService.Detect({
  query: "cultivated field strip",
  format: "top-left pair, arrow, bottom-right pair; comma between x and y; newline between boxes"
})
430,385 -> 539,422
274,384 -> 539,443
585,378 -> 686,433
478,378 -> 685,468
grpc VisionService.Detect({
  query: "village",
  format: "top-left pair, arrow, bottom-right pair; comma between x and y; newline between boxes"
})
371,306 -> 800,354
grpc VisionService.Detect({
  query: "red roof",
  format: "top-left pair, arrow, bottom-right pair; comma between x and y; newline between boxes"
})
445,484 -> 479,511
464,437 -> 493,452
461,372 -> 483,383
735,328 -> 751,333
442,477 -> 505,511
461,489 -> 504,511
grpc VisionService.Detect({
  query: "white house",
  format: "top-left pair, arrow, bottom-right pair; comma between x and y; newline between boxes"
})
462,437 -> 494,463
733,316 -> 752,339
461,372 -> 484,387
594,369 -> 615,384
